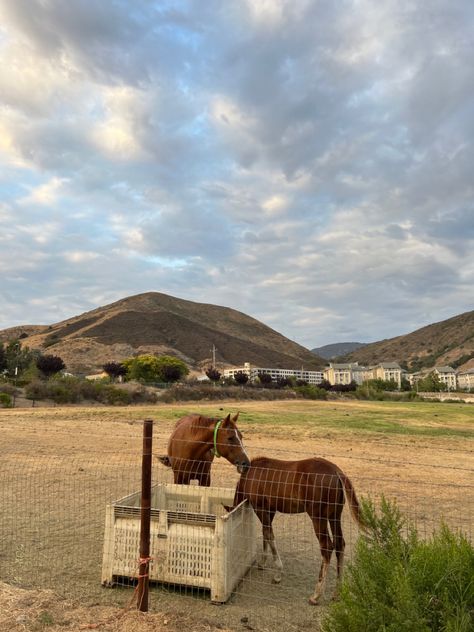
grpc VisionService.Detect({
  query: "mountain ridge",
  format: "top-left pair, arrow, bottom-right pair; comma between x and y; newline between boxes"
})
0,292 -> 325,374
312,342 -> 366,359
341,309 -> 474,371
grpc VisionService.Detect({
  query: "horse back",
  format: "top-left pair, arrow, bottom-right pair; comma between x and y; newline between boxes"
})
240,456 -> 345,513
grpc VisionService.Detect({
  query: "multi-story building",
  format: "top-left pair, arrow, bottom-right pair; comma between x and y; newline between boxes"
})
223,361 -> 403,388
222,363 -> 324,385
369,363 -> 403,388
323,363 -> 359,385
323,362 -> 402,388
457,369 -> 474,391
434,366 -> 457,390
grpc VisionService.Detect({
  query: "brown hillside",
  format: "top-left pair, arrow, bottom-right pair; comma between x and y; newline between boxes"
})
343,310 -> 474,372
2,292 -> 324,374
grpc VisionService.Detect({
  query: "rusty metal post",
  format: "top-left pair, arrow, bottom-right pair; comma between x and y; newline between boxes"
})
137,418 -> 153,612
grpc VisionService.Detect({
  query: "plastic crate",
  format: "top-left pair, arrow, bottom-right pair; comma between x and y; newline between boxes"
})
101,483 -> 259,602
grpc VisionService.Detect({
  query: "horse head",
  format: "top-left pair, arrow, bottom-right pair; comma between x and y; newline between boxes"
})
215,412 -> 250,474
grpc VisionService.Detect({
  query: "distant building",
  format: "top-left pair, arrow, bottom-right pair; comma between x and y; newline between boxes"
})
223,360 -> 403,389
369,363 -> 403,388
323,362 -> 402,388
85,371 -> 108,381
406,372 -> 422,388
222,362 -> 324,385
457,369 -> 474,391
434,366 -> 457,390
323,363 -> 358,385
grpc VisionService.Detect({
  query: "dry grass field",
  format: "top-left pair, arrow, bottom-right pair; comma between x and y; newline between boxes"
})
0,399 -> 473,631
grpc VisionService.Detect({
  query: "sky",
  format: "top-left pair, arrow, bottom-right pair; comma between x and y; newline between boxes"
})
0,0 -> 473,350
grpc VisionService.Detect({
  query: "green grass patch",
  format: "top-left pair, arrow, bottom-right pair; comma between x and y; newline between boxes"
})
145,400 -> 474,439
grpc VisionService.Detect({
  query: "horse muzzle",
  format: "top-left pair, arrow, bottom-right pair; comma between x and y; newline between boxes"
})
236,459 -> 251,474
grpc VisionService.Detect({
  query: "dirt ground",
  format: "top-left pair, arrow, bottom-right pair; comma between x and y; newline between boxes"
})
0,400 -> 473,632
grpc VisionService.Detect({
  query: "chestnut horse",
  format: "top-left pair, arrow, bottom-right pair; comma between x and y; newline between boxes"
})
227,456 -> 366,604
158,413 -> 250,486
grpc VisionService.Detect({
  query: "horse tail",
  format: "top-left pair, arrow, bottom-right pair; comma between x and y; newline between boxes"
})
157,455 -> 172,468
336,469 -> 367,531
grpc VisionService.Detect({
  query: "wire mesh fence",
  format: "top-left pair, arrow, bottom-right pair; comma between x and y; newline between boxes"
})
0,410 -> 472,632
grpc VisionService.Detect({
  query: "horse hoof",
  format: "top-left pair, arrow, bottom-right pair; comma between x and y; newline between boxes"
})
308,596 -> 319,606
272,577 -> 281,584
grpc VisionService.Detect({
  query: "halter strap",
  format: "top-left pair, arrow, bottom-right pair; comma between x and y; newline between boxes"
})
212,419 -> 223,458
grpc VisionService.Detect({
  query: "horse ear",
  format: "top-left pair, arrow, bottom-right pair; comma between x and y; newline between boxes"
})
221,413 -> 231,426
232,412 -> 240,424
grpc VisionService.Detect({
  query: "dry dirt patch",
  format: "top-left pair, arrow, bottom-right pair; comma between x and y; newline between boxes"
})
0,581 -> 231,632
0,400 -> 472,632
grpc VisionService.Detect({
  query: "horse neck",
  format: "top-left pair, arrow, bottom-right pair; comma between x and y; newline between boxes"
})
186,418 -> 215,459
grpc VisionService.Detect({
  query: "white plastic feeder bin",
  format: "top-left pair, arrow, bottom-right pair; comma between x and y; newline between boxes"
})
101,483 -> 258,603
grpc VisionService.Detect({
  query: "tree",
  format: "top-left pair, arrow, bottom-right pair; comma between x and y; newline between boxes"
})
276,376 -> 291,388
5,340 -> 39,378
318,379 -> 332,390
234,371 -> 249,385
160,362 -> 185,382
258,371 -> 273,385
416,372 -> 446,392
36,354 -> 66,378
103,362 -> 127,382
206,367 -> 221,383
155,355 -> 189,383
122,355 -> 161,382
0,344 -> 6,373
122,354 -> 189,383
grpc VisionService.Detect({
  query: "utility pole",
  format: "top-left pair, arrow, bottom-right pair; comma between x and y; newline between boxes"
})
211,344 -> 217,367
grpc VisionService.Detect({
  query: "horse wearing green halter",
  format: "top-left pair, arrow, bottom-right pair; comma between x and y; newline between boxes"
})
157,413 -> 250,486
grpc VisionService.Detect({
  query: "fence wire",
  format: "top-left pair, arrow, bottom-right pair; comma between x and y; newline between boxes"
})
0,413 -> 472,632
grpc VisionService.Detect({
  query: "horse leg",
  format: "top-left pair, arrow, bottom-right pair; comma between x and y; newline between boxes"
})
309,517 -> 334,605
173,461 -> 190,485
257,511 -> 283,583
329,502 -> 345,600
198,463 -> 211,487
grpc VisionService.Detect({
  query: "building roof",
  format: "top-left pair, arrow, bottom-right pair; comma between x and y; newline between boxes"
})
435,366 -> 455,373
376,362 -> 402,369
327,363 -> 355,369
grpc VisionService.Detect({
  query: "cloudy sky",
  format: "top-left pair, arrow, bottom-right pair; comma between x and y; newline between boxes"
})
1,0 -> 473,349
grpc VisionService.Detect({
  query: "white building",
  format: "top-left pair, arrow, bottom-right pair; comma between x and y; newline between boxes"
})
323,362 -> 402,388
434,366 -> 457,390
457,369 -> 474,391
222,362 -> 324,385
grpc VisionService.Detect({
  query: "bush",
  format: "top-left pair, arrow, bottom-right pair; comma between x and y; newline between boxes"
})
295,384 -> 328,400
160,384 -> 298,403
0,392 -> 13,408
24,376 -> 147,405
322,497 -> 474,632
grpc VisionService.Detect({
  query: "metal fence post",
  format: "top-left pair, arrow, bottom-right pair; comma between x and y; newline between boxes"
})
137,418 -> 153,612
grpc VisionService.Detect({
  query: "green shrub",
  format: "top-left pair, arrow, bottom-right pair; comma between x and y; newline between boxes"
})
24,376 -> 140,405
322,498 -> 474,632
96,385 -> 132,405
160,384 -> 298,403
0,392 -> 13,407
25,380 -> 50,401
294,384 -> 328,400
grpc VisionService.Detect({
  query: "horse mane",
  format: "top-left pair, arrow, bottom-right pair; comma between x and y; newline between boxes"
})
173,414 -> 218,439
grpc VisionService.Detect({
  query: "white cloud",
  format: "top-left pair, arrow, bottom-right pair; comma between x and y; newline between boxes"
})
0,0 -> 473,348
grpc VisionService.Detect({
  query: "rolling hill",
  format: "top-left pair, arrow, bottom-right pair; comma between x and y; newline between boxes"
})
312,342 -> 366,359
342,310 -> 474,371
0,292 -> 325,374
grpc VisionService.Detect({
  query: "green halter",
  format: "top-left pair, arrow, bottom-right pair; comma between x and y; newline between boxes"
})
212,419 -> 223,458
